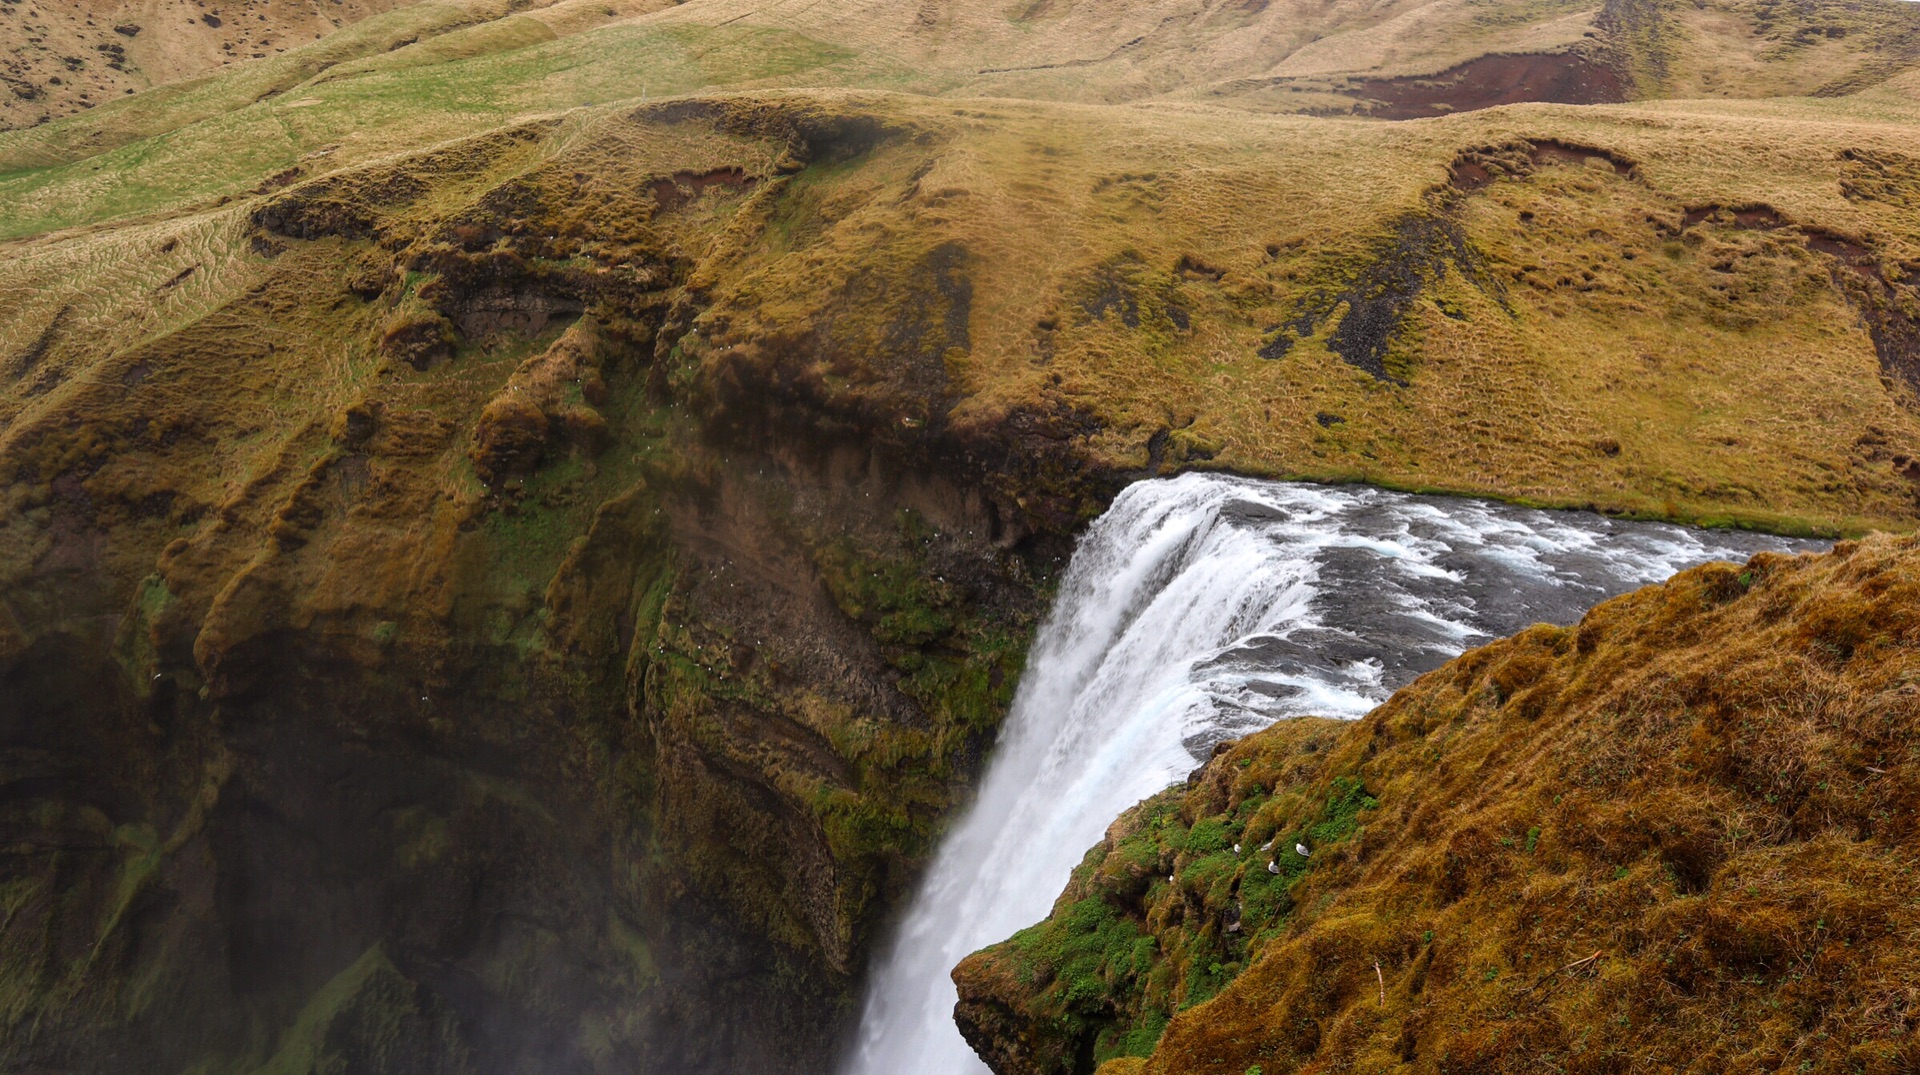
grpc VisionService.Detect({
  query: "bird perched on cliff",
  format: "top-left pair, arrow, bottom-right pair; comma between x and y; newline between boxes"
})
1296,842 -> 1311,858
1260,839 -> 1275,852
1232,843 -> 1241,854
1267,860 -> 1279,874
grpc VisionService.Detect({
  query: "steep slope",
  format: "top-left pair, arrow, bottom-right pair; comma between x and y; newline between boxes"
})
0,98 -> 1071,1073
956,533 -> 1920,1074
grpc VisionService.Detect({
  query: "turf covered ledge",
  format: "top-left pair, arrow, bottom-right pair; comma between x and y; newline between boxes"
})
957,534 -> 1920,1075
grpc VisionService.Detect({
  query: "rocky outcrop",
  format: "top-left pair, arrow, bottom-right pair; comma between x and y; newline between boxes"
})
957,536 -> 1920,1074
0,101 -> 1108,1072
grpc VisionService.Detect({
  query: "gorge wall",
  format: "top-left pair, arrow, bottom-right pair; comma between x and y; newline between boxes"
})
0,100 -> 1111,1072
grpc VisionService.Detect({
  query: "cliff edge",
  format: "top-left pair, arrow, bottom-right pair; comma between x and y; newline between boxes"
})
958,535 -> 1920,1073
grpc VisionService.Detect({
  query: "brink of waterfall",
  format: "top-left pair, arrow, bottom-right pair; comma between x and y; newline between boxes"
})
843,473 -> 1823,1075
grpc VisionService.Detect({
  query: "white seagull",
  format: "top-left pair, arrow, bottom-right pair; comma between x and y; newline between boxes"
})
1296,843 -> 1311,858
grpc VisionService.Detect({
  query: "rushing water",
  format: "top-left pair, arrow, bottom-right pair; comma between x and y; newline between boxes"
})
843,473 -> 1824,1075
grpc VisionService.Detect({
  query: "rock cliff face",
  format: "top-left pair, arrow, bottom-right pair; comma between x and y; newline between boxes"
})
0,100 -> 1109,1072
956,536 -> 1920,1074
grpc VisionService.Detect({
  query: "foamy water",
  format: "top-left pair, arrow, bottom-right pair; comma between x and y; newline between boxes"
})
843,474 -> 1823,1075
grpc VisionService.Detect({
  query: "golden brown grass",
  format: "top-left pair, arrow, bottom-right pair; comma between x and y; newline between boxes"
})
0,0 -> 440,130
965,534 -> 1920,1074
7,0 -> 1919,238
670,93 -> 1920,534
8,89 -> 1920,564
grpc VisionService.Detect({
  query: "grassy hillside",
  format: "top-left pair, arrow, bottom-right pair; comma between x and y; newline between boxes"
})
10,91 -> 1920,536
0,0 -> 443,130
9,0 -> 1920,235
957,534 -> 1920,1073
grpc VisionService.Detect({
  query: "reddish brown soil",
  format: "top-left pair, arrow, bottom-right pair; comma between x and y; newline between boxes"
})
649,167 -> 758,213
1353,51 -> 1627,120
1448,138 -> 1637,192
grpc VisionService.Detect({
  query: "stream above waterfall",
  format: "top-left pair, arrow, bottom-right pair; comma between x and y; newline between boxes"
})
843,473 -> 1827,1075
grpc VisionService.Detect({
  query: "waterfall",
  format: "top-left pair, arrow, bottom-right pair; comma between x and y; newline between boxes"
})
842,473 -> 1821,1075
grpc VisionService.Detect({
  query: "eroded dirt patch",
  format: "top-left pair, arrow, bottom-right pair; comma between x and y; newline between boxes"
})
1674,203 -> 1920,399
1449,138 -> 1638,192
1353,51 -> 1626,120
650,167 -> 758,214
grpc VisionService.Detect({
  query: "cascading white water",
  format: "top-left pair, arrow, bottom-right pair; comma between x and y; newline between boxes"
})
843,473 -> 1822,1075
